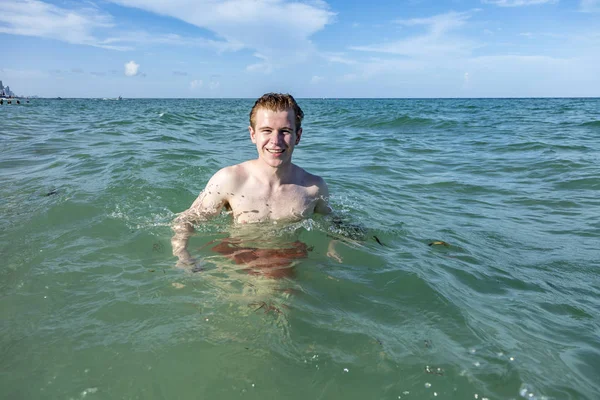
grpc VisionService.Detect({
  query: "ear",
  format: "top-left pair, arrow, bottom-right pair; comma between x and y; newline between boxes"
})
295,127 -> 302,145
249,126 -> 256,143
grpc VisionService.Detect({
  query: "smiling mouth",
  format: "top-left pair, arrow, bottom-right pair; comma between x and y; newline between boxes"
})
266,149 -> 285,154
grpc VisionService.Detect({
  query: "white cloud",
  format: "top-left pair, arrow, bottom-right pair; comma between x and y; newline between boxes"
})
481,0 -> 555,6
322,52 -> 357,65
350,11 -> 479,59
0,0 -> 280,54
579,0 -> 600,12
350,58 -> 427,80
190,79 -> 203,89
393,11 -> 471,36
246,53 -> 274,74
310,76 -> 324,84
0,0 -> 124,49
1,0 -> 335,75
107,0 -> 335,70
124,61 -> 140,76
99,31 -> 243,53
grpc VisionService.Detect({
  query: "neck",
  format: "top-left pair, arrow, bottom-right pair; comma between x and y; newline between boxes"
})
255,159 -> 296,185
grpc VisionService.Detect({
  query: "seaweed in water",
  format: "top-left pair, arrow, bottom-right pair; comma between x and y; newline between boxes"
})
428,241 -> 449,247
373,235 -> 385,246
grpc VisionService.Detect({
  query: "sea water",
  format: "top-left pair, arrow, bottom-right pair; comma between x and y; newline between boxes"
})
1,98 -> 599,399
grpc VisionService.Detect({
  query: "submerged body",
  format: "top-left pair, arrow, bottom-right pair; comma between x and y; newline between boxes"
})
171,93 -> 332,273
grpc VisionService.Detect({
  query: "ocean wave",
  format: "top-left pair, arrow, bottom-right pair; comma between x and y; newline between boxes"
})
344,114 -> 436,129
579,120 -> 600,127
3,98 -> 600,400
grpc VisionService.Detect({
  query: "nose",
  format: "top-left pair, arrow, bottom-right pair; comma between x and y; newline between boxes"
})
270,131 -> 285,146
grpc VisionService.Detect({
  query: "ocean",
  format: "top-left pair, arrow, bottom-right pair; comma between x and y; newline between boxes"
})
1,98 -> 599,399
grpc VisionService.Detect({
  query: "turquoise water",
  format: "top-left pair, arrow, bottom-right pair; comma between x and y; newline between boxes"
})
1,98 -> 599,399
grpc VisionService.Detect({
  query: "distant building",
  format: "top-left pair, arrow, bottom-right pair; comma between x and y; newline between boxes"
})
0,79 -> 17,97
1,82 -> 15,97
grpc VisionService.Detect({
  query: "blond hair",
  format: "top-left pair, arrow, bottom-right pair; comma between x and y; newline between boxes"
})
249,93 -> 304,130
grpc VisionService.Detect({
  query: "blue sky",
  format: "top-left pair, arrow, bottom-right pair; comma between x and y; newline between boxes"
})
1,0 -> 599,98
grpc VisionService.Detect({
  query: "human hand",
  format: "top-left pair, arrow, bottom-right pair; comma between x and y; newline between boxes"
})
175,251 -> 205,272
327,240 -> 342,263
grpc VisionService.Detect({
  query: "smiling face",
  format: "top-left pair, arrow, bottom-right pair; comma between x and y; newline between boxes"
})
249,107 -> 302,169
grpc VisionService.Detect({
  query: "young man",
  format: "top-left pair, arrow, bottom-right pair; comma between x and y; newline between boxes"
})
171,93 -> 333,270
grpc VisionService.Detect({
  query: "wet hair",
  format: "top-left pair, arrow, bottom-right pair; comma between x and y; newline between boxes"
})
249,93 -> 304,131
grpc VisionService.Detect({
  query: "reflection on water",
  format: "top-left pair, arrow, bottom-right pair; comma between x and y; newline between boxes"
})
209,238 -> 310,279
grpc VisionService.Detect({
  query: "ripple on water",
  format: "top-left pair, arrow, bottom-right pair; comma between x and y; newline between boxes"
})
1,98 -> 600,399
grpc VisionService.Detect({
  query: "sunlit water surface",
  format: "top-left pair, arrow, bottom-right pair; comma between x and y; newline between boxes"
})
1,98 -> 599,399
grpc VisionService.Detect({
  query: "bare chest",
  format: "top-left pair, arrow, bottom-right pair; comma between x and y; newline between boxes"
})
228,185 -> 318,224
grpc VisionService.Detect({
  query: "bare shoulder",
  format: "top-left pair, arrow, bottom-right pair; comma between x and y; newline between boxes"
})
295,165 -> 328,191
186,165 -> 244,213
205,163 -> 250,192
295,166 -> 331,214
209,164 -> 245,185
294,166 -> 331,215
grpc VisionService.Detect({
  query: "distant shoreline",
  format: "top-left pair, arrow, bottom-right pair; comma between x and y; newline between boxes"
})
21,96 -> 600,100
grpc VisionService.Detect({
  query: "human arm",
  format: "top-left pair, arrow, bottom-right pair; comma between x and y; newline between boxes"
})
313,177 -> 376,261
311,178 -> 344,262
171,170 -> 231,268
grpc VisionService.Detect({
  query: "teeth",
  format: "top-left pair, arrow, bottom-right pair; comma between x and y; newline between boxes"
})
267,149 -> 284,153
